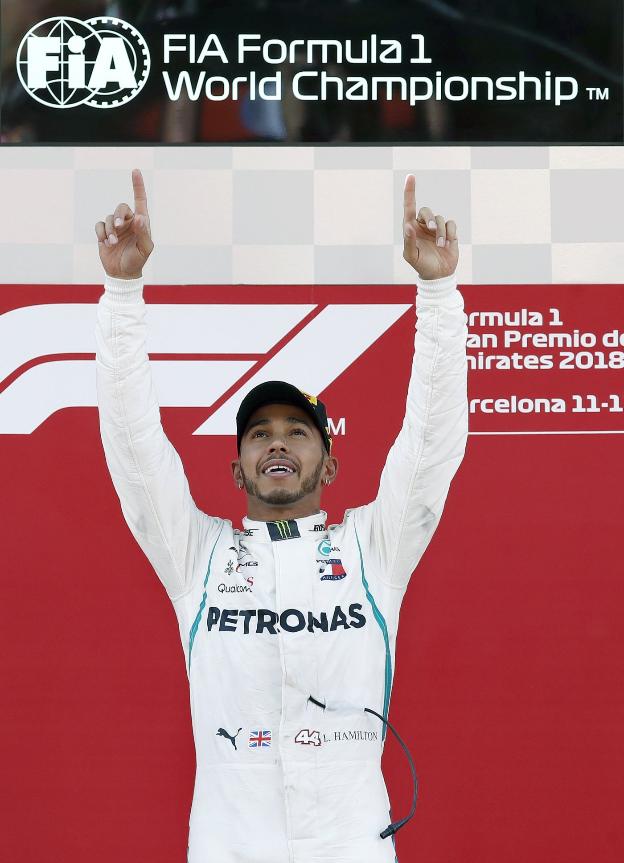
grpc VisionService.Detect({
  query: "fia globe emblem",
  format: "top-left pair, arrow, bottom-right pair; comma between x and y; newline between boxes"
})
16,16 -> 150,109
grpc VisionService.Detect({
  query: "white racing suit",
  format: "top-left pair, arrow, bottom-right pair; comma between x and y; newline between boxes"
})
95,274 -> 468,863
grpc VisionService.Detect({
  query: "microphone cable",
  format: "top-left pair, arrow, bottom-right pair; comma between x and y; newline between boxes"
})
308,695 -> 419,840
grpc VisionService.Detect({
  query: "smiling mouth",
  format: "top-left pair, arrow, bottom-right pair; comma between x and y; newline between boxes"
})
262,464 -> 296,477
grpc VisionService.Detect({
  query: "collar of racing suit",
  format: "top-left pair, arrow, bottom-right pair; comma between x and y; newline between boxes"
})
241,510 -> 328,542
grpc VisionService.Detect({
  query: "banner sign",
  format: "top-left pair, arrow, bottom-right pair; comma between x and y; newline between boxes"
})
467,284 -> 624,434
2,3 -> 621,143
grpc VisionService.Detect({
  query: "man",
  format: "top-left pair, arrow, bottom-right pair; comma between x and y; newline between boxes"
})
95,169 -> 467,863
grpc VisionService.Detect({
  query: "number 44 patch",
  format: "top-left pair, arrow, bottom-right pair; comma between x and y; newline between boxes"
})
295,729 -> 322,747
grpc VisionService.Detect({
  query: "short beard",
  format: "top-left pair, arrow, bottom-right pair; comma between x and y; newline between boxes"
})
241,455 -> 325,508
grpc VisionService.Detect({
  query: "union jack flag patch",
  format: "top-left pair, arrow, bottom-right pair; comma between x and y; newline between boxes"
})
249,729 -> 272,748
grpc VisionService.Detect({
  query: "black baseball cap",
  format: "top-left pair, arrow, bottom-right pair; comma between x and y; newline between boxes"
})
236,381 -> 332,454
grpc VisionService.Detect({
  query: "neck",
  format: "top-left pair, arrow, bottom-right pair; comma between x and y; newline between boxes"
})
246,493 -> 322,522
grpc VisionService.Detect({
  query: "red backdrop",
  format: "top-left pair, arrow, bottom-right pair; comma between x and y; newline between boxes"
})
1,283 -> 622,862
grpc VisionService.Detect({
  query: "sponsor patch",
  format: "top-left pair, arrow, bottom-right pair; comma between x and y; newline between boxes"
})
319,558 -> 346,581
206,603 -> 366,634
267,520 -> 300,541
217,583 -> 252,593
216,726 -> 243,750
317,539 -> 341,556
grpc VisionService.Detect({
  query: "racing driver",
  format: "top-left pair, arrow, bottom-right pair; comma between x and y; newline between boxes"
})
94,169 -> 468,862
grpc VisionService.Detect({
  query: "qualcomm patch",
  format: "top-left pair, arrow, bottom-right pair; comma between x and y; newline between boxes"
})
319,558 -> 346,581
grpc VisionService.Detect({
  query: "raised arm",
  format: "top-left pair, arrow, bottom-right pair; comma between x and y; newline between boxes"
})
94,170 -> 218,601
367,175 -> 468,589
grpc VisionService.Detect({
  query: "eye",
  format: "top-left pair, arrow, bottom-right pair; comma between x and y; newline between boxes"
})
251,430 -> 267,438
291,427 -> 307,435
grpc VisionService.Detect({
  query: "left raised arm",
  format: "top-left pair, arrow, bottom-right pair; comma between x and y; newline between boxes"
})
367,175 -> 468,589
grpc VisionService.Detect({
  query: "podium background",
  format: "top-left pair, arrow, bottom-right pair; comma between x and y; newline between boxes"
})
1,145 -> 623,862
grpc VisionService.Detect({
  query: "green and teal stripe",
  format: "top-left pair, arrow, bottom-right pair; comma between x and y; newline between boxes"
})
353,520 -> 393,741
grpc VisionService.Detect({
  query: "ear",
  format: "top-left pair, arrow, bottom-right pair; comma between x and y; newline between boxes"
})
322,456 -> 339,487
231,459 -> 243,489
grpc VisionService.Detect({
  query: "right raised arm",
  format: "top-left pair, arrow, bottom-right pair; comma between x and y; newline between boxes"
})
94,168 -> 154,280
95,170 -> 219,601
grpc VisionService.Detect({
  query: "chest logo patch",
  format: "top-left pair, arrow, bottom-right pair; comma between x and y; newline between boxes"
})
317,539 -> 341,556
318,558 -> 347,581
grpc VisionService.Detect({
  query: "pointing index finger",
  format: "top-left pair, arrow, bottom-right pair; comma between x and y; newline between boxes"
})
403,174 -> 416,224
132,168 -> 148,216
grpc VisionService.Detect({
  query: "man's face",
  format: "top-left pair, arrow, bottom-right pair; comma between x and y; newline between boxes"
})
235,403 -> 329,508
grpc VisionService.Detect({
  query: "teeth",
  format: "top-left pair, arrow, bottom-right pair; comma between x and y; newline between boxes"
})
264,465 -> 294,474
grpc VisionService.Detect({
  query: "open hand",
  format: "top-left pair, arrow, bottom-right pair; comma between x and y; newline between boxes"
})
402,174 -> 458,280
95,168 -> 154,279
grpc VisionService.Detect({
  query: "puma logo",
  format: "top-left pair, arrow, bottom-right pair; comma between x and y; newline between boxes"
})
216,727 -> 242,750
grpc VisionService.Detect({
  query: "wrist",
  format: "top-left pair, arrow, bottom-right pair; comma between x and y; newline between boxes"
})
103,274 -> 144,304
416,272 -> 457,301
104,269 -> 143,280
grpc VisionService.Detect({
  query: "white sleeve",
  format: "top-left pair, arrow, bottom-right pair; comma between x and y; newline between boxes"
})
367,272 -> 468,589
95,276 -> 221,601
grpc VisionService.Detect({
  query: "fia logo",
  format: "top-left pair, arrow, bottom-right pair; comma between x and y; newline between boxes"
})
16,16 -> 150,109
